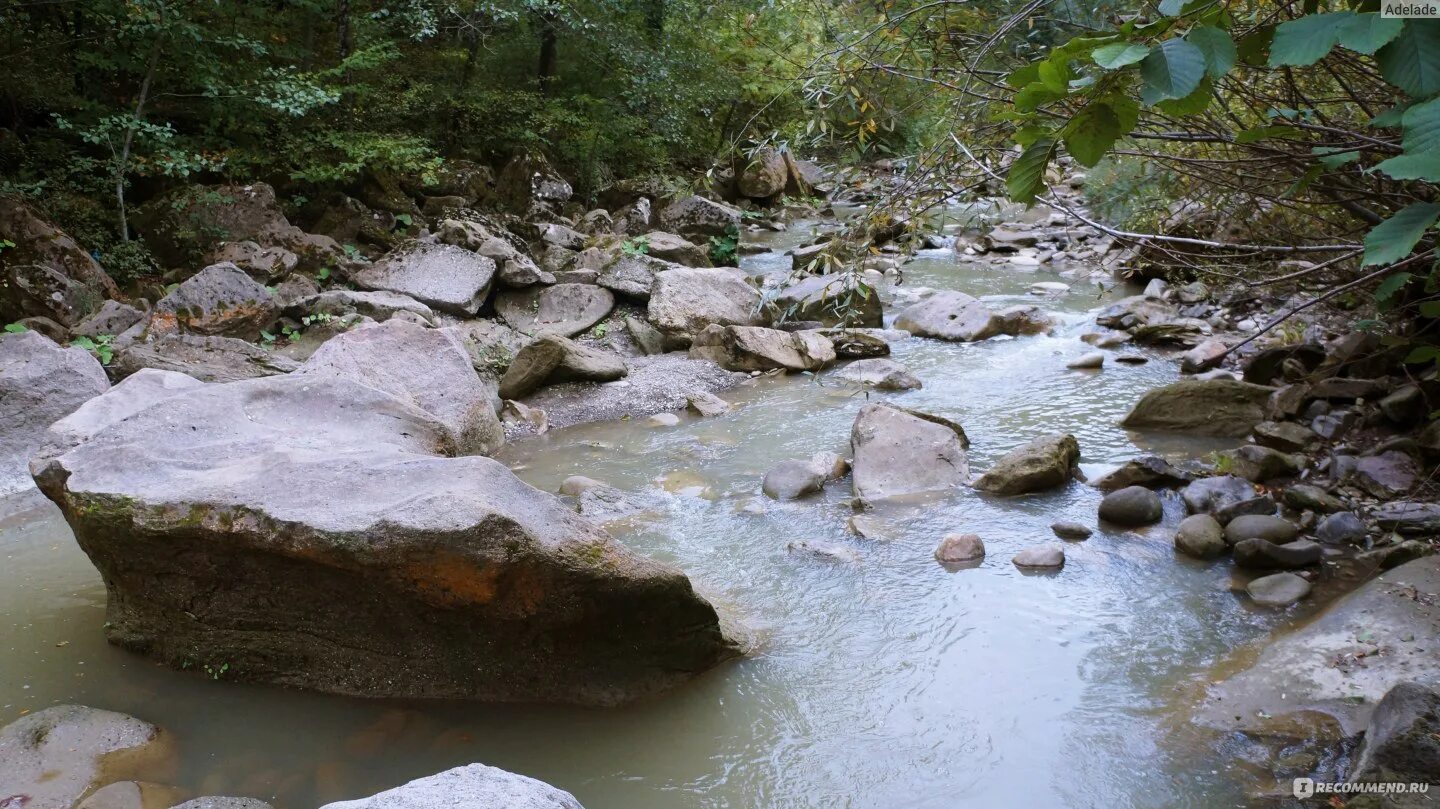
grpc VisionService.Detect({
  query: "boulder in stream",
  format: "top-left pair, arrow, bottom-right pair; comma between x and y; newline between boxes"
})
827,358 -> 921,391
1,331 -> 109,500
893,291 -> 1004,342
973,433 -> 1080,496
1098,485 -> 1163,526
689,324 -> 835,372
1120,378 -> 1274,437
0,705 -> 173,809
850,404 -> 969,504
767,273 -> 883,328
319,763 -> 584,809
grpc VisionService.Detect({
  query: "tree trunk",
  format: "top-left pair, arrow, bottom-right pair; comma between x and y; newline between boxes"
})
337,0 -> 352,61
537,9 -> 558,95
117,31 -> 163,242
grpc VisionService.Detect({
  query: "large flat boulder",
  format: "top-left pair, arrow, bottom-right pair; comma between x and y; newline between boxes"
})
32,364 -> 740,705
320,764 -> 583,809
893,291 -> 1004,342
284,289 -> 435,324
689,324 -> 835,372
498,334 -> 628,400
0,705 -> 172,809
495,284 -> 614,338
1120,378 -> 1274,437
353,242 -> 497,316
658,196 -> 741,241
1195,557 -> 1440,738
151,262 -> 279,340
112,334 -> 299,383
851,404 -> 969,503
0,331 -> 109,499
766,273 -> 882,328
646,267 -> 763,343
597,253 -> 682,300
974,433 -> 1080,495
298,320 -> 503,456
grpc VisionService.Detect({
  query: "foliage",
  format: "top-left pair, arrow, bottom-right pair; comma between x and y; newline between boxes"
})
71,334 -> 115,365
709,227 -> 740,265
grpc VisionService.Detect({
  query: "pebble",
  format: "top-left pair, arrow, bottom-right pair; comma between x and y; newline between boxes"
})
648,412 -> 681,427
934,533 -> 986,563
1013,543 -> 1065,569
1066,352 -> 1104,370
1246,572 -> 1312,606
1050,521 -> 1093,540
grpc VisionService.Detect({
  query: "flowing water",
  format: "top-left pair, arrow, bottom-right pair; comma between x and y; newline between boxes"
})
0,217 -> 1317,807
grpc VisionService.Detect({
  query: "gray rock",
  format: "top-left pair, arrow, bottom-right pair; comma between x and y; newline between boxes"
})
318,763 -> 583,809
499,334 -> 628,399
597,254 -> 681,300
1197,557 -> 1440,737
1051,521 -> 1093,540
690,324 -> 834,372
995,304 -> 1053,336
1229,444 -> 1304,482
658,196 -> 742,241
820,328 -> 894,358
170,799 -> 274,809
647,267 -> 763,343
1174,514 -> 1226,559
1213,494 -> 1277,525
1013,543 -> 1065,569
1181,475 -> 1257,515
1224,514 -> 1300,545
0,705 -> 170,809
353,242 -> 497,316
1180,339 -> 1228,373
1120,379 -> 1274,437
638,231 -> 711,267
2,263 -> 106,328
153,262 -> 278,341
934,533 -> 985,563
1348,682 -> 1440,798
851,404 -> 969,504
113,333 -> 299,383
46,369 -> 203,451
1380,385 -> 1427,428
1243,343 -> 1325,385
0,198 -> 118,324
1095,295 -> 1177,329
286,289 -> 435,324
787,540 -> 861,563
828,358 -> 921,391
686,391 -> 732,416
1284,483 -> 1346,513
0,331 -> 109,499
974,433 -> 1081,496
1252,420 -> 1319,452
1090,456 -> 1192,491
1317,511 -> 1368,545
1375,502 -> 1440,535
767,273 -> 883,328
208,239 -> 297,282
762,459 -> 827,500
1355,451 -> 1419,499
1246,572 -> 1312,607
893,291 -> 1004,342
299,320 -> 503,456
72,299 -> 145,338
808,451 -> 850,481
625,315 -> 667,356
495,283 -> 615,338
1233,538 -> 1321,570
738,146 -> 788,198
1098,485 -> 1163,526
1067,352 -> 1104,369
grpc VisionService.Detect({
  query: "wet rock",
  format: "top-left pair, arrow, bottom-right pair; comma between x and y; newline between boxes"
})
319,763 -> 583,809
1081,331 -> 1132,348
1120,379 -> 1274,437
1051,521 -> 1093,540
787,541 -> 861,563
1229,444 -> 1304,483
829,358 -> 921,391
113,334 -> 298,383
1252,420 -> 1318,452
1181,475 -> 1257,515
170,799 -> 274,809
847,514 -> 890,540
1131,320 -> 1208,347
1379,385 -> 1427,428
974,433 -> 1081,496
995,304 -> 1054,336
808,451 -> 850,482
1172,513 -> 1226,559
150,263 -> 278,341
690,324 -> 834,372
1348,682 -> 1440,798
33,362 -> 739,705
596,254 -> 677,300
658,196 -> 742,241
1214,494 -> 1277,525
1013,543 -> 1065,569
1197,557 -> 1440,737
1374,502 -> 1440,535
1246,572 -> 1311,607
561,478 -> 657,524
820,328 -> 893,358
1,331 -> 109,499
767,273 -> 882,328
1098,485 -> 1163,526
762,459 -> 828,500
495,284 -> 615,338
353,242 -> 497,316
1090,456 -> 1192,491
1067,352 -> 1104,369
0,705 -> 171,809
1233,538 -> 1320,570
934,533 -> 986,563
299,320 -> 503,456
893,291 -> 1004,342
499,334 -> 628,399
686,391 -> 731,416
1284,483 -> 1346,514
1095,295 -> 1176,330
647,267 -> 763,343
1316,511 -> 1368,545
851,403 -> 969,504
1225,514 -> 1300,545
1354,451 -> 1419,499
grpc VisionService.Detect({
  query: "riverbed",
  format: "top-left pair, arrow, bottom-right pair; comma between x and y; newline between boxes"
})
0,218 -> 1324,807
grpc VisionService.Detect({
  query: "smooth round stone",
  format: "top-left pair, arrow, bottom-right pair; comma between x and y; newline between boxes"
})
1246,572 -> 1312,606
648,412 -> 681,427
934,533 -> 986,563
1051,521 -> 1093,540
1224,514 -> 1299,545
1099,485 -> 1164,526
1174,514 -> 1226,559
1316,511 -> 1367,545
1114,355 -> 1149,365
1013,543 -> 1065,569
1066,352 -> 1104,370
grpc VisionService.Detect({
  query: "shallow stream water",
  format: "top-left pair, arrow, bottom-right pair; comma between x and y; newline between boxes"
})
1,219 -> 1320,807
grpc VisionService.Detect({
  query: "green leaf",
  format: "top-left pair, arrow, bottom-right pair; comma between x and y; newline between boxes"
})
1237,25 -> 1275,66
1363,202 -> 1440,267
1375,272 -> 1413,302
1140,39 -> 1207,104
1371,103 -> 1410,127
1404,345 -> 1440,364
1269,12 -> 1353,67
3,322 -> 27,333
1064,103 -> 1124,167
1092,42 -> 1150,69
1037,58 -> 1071,92
1400,96 -> 1440,154
1314,148 -> 1361,168
1006,63 -> 1042,88
1374,152 -> 1440,181
1336,13 -> 1404,54
1155,76 -> 1214,114
1006,137 -> 1057,204
1187,26 -> 1237,78
1015,83 -> 1067,112
1377,20 -> 1440,98
1108,95 -> 1142,131
1158,0 -> 1188,16
1421,301 -> 1440,318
